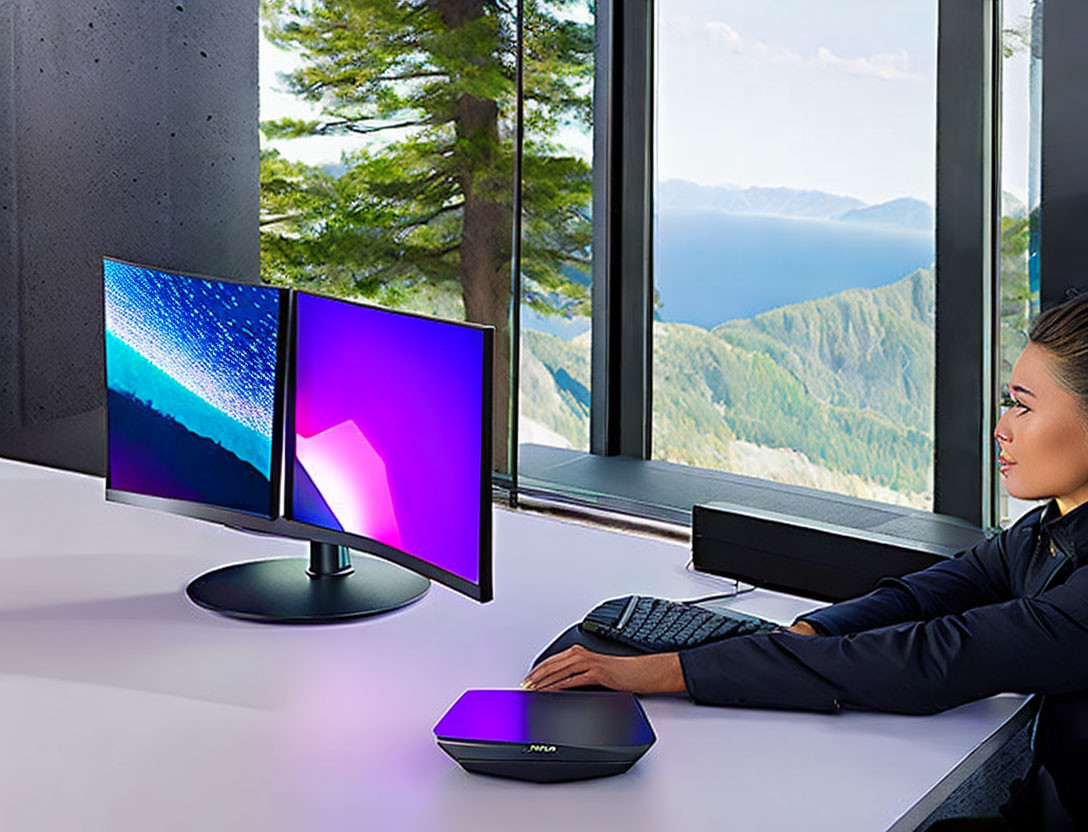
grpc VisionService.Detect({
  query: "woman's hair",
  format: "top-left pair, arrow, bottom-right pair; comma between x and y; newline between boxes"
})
1029,292 -> 1088,415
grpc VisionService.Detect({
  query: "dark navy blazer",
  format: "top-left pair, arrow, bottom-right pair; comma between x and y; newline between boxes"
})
678,500 -> 1088,829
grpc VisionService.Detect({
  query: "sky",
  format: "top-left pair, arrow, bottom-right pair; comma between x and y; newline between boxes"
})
259,31 -> 374,167
999,0 -> 1041,209
655,0 -> 938,205
260,0 -> 1039,208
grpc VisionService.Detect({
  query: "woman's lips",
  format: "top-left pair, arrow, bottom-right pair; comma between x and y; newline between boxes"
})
999,455 -> 1016,474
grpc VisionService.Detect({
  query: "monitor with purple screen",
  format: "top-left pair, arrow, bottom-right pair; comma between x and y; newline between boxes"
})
286,291 -> 494,602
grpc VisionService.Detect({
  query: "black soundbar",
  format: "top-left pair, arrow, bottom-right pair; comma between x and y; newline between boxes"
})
692,500 -> 988,602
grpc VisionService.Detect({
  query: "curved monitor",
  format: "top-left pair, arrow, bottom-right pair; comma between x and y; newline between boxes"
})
103,257 -> 286,519
286,290 -> 494,602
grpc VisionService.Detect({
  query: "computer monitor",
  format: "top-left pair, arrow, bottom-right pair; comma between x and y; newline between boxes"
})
285,290 -> 494,603
104,258 -> 494,623
103,257 -> 286,519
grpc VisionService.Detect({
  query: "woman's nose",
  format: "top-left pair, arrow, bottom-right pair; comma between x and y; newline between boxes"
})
994,411 -> 1012,444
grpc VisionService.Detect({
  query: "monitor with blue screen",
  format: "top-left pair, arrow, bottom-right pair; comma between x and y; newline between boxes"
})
103,257 -> 284,518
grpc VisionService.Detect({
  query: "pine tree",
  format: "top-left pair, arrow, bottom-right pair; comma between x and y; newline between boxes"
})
260,0 -> 594,470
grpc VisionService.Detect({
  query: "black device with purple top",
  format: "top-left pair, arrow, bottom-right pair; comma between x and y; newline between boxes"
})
434,689 -> 656,782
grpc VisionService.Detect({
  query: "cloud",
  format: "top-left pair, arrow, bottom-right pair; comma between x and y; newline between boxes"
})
814,46 -> 917,81
705,22 -> 803,67
665,17 -> 922,82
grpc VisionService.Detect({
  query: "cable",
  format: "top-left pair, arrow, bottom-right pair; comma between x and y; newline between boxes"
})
681,557 -> 757,603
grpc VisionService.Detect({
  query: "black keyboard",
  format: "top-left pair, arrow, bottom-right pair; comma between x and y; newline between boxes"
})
580,595 -> 777,652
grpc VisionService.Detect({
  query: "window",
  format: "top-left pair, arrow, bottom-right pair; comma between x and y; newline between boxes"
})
517,1 -> 595,457
998,0 -> 1043,526
653,1 -> 938,510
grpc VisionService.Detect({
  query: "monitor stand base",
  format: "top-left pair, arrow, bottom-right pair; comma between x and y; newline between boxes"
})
186,544 -> 429,623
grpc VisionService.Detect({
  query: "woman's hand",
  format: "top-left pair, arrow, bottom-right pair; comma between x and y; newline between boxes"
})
522,645 -> 687,694
787,620 -> 818,636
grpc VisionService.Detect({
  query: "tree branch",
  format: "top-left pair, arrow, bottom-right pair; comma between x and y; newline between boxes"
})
399,200 -> 465,229
315,118 -> 430,135
370,70 -> 449,83
259,212 -> 300,228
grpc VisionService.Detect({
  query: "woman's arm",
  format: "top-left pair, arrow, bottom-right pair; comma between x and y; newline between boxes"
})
528,515 -> 1036,694
524,562 -> 1088,714
522,622 -> 818,693
798,519 -> 1030,636
681,563 -> 1088,714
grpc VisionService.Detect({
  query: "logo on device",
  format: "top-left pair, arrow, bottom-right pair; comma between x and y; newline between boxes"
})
523,744 -> 557,753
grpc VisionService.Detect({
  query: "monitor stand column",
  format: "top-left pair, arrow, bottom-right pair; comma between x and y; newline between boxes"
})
186,541 -> 430,623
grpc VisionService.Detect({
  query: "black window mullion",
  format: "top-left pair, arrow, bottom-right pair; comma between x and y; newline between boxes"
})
1040,0 -> 1088,306
590,0 -> 653,459
934,0 -> 998,528
502,0 -> 524,497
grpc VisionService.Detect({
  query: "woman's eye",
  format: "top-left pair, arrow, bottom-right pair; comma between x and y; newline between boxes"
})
1000,390 -> 1030,413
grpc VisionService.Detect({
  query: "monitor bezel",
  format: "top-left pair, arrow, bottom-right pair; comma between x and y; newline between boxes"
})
283,289 -> 494,603
102,256 -> 290,522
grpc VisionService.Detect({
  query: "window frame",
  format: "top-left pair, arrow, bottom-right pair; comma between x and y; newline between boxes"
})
1040,0 -> 1088,306
934,0 -> 1000,529
514,0 -> 1088,557
517,0 -> 1003,532
589,0 -> 654,459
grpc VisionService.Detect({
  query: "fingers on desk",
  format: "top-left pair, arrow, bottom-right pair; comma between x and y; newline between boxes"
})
523,645 -> 610,692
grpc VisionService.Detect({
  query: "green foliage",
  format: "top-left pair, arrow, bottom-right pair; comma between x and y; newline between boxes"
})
652,318 -> 932,493
521,329 -> 591,449
520,147 -> 592,315
260,139 -> 466,297
259,0 -> 593,319
522,270 -> 941,495
999,212 -> 1035,377
713,268 -> 935,434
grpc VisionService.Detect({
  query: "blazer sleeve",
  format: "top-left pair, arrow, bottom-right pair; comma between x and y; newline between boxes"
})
679,561 -> 1088,715
800,520 -> 1028,637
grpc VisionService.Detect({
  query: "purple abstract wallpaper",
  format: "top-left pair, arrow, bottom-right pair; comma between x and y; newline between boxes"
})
291,293 -> 486,585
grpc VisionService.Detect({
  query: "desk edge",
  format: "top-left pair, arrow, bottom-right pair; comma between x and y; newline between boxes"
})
886,695 -> 1037,832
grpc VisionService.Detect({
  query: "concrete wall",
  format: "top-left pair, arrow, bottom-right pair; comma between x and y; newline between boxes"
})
0,0 -> 259,474
1,2 -> 18,433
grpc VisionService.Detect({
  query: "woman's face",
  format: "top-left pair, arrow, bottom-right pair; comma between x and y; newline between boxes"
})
995,342 -> 1088,514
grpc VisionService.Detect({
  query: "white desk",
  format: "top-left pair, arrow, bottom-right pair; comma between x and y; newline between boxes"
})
0,459 -> 1028,831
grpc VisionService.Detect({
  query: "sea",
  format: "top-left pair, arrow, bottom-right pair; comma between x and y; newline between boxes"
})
521,207 -> 934,338
654,208 -> 934,328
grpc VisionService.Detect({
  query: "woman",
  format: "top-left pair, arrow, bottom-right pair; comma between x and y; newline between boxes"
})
523,295 -> 1088,831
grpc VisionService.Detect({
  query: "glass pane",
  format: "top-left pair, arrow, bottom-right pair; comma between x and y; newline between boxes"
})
653,0 -> 937,509
517,2 -> 595,459
998,0 -> 1043,527
259,0 -> 519,477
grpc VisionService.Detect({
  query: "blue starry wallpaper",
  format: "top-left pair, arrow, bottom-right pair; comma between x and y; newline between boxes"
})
103,259 -> 282,516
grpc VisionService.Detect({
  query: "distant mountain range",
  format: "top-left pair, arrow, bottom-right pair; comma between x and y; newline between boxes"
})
657,179 -> 933,231
658,179 -> 865,220
520,268 -> 936,500
836,197 -> 933,231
